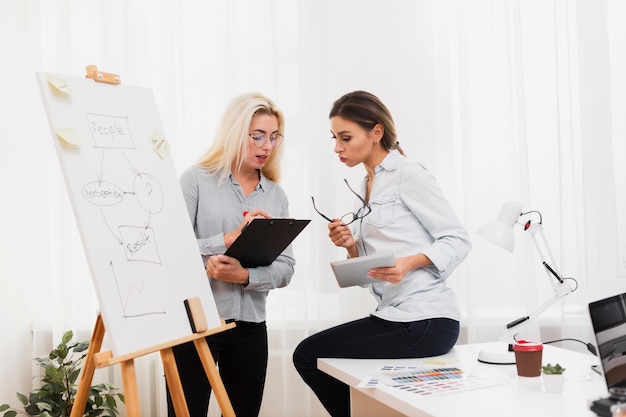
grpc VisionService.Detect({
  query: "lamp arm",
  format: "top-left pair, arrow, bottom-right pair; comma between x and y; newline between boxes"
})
524,221 -> 565,290
498,284 -> 573,344
496,220 -> 575,344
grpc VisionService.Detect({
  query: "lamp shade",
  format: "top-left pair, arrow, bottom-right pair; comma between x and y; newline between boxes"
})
476,201 -> 522,253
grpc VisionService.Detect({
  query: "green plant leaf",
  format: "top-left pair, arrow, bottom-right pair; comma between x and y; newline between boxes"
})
73,342 -> 89,353
3,330 -> 123,417
61,330 -> 73,345
541,362 -> 566,374
36,401 -> 53,412
69,368 -> 81,384
16,392 -> 28,406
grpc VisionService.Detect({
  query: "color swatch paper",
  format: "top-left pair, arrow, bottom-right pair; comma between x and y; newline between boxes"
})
360,365 -> 509,397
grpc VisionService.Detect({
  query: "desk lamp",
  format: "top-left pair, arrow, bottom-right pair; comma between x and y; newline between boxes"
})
476,201 -> 576,364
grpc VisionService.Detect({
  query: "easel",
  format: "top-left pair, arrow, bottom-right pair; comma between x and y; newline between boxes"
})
65,66 -> 237,417
70,314 -> 236,417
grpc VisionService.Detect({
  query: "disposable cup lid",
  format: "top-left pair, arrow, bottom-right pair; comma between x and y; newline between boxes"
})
513,339 -> 543,352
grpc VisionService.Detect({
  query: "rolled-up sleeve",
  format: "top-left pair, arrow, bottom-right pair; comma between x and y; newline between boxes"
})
400,163 -> 472,280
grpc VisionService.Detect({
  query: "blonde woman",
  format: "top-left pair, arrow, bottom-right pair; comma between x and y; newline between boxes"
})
168,92 -> 293,417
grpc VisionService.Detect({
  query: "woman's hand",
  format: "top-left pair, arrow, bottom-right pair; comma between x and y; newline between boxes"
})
367,254 -> 433,284
224,208 -> 272,248
328,219 -> 358,257
206,254 -> 249,285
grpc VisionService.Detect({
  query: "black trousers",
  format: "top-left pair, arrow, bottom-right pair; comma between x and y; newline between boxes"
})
167,321 -> 268,417
292,316 -> 459,417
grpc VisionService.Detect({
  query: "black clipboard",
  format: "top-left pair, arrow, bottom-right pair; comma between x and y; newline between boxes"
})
223,218 -> 310,267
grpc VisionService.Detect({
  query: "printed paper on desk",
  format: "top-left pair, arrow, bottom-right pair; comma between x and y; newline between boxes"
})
359,365 -> 511,397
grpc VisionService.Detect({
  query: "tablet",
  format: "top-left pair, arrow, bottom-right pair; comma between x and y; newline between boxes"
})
224,218 -> 310,268
330,252 -> 395,288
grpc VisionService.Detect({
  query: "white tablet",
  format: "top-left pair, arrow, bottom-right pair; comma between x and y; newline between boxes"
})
330,252 -> 395,288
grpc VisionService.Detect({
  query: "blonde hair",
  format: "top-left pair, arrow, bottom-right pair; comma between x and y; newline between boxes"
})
196,92 -> 285,183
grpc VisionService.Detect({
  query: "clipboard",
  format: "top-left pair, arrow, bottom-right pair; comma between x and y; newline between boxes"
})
223,218 -> 311,267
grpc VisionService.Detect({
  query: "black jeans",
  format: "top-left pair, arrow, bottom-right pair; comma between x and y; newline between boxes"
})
292,316 -> 459,417
167,321 -> 268,417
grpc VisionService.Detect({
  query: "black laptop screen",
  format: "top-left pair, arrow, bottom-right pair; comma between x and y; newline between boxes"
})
590,295 -> 626,333
589,293 -> 626,391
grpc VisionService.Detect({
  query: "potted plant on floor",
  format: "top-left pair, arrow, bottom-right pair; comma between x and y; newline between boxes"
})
541,363 -> 566,393
0,330 -> 124,417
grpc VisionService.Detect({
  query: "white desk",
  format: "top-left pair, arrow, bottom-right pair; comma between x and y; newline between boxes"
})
318,342 -> 609,417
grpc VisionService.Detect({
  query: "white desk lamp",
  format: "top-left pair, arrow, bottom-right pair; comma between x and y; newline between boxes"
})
476,201 -> 576,364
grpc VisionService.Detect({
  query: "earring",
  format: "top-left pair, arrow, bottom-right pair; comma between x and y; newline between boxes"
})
374,141 -> 379,145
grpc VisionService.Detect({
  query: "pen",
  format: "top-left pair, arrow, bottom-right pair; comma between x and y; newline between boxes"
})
243,211 -> 249,217
241,221 -> 250,233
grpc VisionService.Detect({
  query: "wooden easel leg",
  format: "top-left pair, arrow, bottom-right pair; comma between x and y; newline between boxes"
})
193,337 -> 236,417
70,315 -> 105,417
120,359 -> 141,417
161,347 -> 190,417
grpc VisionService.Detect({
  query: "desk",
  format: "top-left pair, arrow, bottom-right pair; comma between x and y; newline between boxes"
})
318,342 -> 608,417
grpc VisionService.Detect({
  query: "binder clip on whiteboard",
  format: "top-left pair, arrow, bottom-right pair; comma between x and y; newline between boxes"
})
85,65 -> 121,85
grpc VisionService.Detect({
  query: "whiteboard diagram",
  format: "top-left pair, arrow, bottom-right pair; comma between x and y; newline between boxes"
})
36,71 -> 222,356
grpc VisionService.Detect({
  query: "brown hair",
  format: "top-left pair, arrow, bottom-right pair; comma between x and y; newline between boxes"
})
329,90 -> 405,156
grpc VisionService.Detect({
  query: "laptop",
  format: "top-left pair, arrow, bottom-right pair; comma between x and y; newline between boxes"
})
588,292 -> 626,416
330,252 -> 395,288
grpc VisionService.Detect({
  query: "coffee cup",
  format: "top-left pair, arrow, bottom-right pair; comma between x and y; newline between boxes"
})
513,340 -> 543,377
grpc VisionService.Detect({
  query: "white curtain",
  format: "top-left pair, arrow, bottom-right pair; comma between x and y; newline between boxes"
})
1,1 -> 625,416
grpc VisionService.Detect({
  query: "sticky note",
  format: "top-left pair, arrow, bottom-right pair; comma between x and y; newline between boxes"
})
47,75 -> 72,94
149,130 -> 171,159
54,127 -> 85,145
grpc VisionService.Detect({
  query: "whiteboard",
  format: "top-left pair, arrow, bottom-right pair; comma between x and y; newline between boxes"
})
36,71 -> 221,356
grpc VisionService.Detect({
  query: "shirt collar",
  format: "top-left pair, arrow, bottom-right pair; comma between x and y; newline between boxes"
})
258,171 -> 268,191
363,150 -> 402,184
229,170 -> 266,191
376,149 -> 403,172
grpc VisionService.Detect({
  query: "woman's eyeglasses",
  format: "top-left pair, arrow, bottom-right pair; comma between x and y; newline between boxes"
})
249,132 -> 284,148
311,179 -> 371,225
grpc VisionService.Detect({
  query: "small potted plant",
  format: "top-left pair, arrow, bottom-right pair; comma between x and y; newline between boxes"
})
541,363 -> 566,393
0,330 -> 124,417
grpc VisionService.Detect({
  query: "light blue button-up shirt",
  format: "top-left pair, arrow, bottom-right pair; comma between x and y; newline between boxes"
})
351,150 -> 471,322
180,165 -> 295,323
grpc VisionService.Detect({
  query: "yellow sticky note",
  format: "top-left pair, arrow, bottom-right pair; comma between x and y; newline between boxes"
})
149,130 -> 171,159
47,75 -> 72,94
54,127 -> 85,145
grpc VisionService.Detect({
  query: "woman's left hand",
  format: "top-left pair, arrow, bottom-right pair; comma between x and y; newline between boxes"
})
367,253 -> 433,284
206,254 -> 250,285
367,256 -> 416,284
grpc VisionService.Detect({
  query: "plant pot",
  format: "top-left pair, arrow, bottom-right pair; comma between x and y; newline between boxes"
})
542,373 -> 565,393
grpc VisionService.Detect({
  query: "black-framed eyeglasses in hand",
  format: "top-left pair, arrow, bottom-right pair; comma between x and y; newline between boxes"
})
311,179 -> 372,225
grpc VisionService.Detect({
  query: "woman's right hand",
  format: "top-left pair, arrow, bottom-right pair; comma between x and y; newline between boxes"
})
224,208 -> 271,248
328,220 -> 357,255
